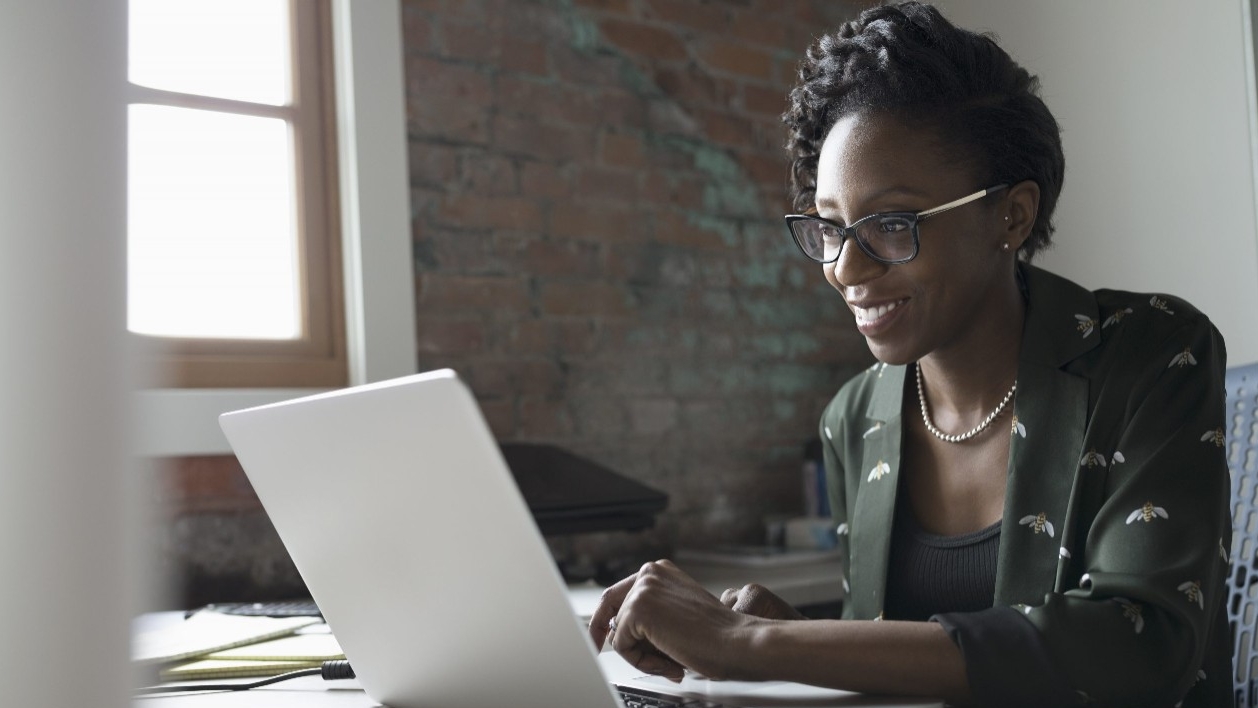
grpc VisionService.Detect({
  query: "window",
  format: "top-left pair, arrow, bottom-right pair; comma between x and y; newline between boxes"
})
127,0 -> 346,388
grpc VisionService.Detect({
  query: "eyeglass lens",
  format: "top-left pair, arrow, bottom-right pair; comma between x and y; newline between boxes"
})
791,215 -> 917,263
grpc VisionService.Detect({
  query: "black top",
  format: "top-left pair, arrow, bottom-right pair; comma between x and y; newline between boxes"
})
883,491 -> 1001,622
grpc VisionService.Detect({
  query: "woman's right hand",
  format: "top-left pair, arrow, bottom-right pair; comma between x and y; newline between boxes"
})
719,583 -> 807,621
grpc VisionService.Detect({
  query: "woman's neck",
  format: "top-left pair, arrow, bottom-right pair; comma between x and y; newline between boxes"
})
915,271 -> 1026,417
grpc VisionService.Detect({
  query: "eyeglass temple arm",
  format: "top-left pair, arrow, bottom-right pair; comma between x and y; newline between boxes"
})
917,184 -> 1008,219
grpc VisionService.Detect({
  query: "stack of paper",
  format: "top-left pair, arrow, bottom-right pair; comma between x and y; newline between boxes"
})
159,632 -> 345,681
132,611 -> 336,681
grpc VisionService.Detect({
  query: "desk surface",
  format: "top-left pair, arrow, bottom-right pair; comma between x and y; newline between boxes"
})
136,652 -> 941,708
136,560 -> 861,708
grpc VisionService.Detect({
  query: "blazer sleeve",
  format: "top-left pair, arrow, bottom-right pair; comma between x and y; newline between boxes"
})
1001,318 -> 1229,706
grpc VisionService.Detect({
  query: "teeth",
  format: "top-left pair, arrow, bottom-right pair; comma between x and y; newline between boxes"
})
854,299 -> 905,324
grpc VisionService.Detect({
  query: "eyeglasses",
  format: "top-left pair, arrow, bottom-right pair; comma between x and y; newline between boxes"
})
784,184 -> 1008,265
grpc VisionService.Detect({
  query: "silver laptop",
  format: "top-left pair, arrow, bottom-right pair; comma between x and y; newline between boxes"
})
219,370 -> 941,708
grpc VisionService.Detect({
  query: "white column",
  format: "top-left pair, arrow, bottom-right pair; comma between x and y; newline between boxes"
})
0,2 -> 135,706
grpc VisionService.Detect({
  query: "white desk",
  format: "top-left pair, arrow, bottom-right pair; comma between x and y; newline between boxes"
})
135,561 -> 870,708
136,652 -> 941,708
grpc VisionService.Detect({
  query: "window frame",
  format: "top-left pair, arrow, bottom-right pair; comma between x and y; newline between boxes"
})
127,0 -> 348,389
134,0 -> 417,456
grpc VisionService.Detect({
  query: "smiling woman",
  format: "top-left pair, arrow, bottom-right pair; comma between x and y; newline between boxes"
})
588,3 -> 1233,707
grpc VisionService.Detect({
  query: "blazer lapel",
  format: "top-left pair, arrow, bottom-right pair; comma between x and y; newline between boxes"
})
848,363 -> 905,619
994,265 -> 1099,606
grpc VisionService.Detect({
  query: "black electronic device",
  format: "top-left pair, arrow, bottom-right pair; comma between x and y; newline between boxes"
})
500,443 -> 668,536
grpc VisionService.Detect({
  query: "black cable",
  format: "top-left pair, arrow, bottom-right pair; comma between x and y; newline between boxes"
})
134,660 -> 355,696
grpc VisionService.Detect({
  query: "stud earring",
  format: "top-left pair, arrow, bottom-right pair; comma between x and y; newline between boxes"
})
1003,216 -> 1010,222
1000,242 -> 1011,252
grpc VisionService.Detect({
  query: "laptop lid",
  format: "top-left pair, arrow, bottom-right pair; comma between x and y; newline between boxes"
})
219,370 -> 621,708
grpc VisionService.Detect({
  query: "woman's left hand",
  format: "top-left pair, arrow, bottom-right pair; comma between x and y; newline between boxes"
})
720,583 -> 807,621
588,559 -> 759,682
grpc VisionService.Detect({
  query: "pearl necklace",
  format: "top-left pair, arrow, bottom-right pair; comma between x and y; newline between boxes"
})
915,363 -> 1017,444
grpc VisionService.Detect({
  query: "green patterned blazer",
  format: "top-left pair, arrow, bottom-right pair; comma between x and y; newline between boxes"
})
821,263 -> 1231,707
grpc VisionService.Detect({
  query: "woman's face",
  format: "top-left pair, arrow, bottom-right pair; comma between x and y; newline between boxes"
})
815,112 -> 1012,365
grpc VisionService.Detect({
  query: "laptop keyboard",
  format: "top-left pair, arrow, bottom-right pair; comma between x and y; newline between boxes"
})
614,683 -> 728,707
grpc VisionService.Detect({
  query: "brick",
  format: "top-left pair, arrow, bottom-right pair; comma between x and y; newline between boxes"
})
406,142 -> 461,189
404,57 -> 494,142
159,456 -> 261,515
601,322 -> 699,356
413,225 -> 510,274
598,19 -> 689,62
405,55 -> 493,103
492,115 -> 596,161
461,153 -> 518,195
514,238 -> 600,277
600,131 -> 646,168
593,88 -> 649,127
539,281 -> 635,316
401,4 -> 435,52
402,0 -> 442,13
417,274 -> 531,313
742,82 -> 789,116
497,77 -> 603,127
440,23 -> 547,76
774,54 -> 805,87
643,0 -> 728,32
574,0 -> 633,12
504,320 -> 551,354
738,151 -> 789,191
518,397 -> 575,438
626,398 -> 679,436
640,171 -> 705,209
743,115 -> 786,154
652,67 -> 720,106
435,194 -> 544,232
647,99 -> 700,137
568,395 -> 628,435
654,210 -> 727,249
415,318 -> 487,354
407,96 -> 491,144
726,11 -> 789,47
695,107 -> 754,148
505,319 -> 600,356
469,360 -> 564,397
699,40 -> 774,80
549,45 -> 622,87
478,398 -> 517,438
550,203 -> 644,242
519,161 -> 571,198
573,166 -> 638,203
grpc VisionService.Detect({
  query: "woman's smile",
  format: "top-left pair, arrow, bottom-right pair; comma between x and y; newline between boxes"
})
849,296 -> 909,335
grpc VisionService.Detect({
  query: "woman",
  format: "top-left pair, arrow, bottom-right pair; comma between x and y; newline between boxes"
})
588,3 -> 1232,706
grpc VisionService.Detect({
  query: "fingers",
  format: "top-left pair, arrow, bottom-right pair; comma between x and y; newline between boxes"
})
720,587 -> 739,608
729,583 -> 767,615
588,572 -> 637,648
610,612 -> 685,682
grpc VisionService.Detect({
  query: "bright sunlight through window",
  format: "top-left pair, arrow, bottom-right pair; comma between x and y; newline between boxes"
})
127,0 -> 301,340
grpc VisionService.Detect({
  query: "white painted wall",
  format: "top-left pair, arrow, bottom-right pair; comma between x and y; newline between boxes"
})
938,0 -> 1258,365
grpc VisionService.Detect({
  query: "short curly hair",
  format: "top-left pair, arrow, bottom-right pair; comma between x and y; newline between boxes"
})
783,2 -> 1064,260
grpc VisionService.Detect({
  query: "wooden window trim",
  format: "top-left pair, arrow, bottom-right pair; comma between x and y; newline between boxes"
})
130,1 -> 347,389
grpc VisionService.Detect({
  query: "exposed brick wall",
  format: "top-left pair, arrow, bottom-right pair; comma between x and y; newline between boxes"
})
157,0 -> 875,607
404,0 -> 872,562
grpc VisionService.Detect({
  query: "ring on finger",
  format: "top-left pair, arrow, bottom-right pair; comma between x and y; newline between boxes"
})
607,616 -> 618,635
